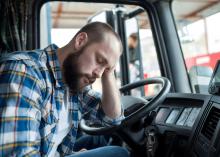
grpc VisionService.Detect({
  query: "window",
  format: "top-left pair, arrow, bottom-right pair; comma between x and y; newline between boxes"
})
124,9 -> 161,96
40,2 -> 161,96
172,1 -> 220,94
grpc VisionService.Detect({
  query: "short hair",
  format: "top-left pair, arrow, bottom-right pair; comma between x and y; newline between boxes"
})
75,22 -> 122,52
129,33 -> 138,41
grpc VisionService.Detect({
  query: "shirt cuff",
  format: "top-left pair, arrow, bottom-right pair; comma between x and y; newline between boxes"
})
102,112 -> 125,125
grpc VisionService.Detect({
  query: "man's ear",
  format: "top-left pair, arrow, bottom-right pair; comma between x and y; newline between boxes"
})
74,32 -> 88,50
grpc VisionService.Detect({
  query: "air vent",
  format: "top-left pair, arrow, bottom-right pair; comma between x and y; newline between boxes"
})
201,107 -> 220,140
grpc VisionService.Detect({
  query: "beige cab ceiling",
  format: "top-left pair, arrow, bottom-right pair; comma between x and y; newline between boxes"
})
45,0 -> 220,29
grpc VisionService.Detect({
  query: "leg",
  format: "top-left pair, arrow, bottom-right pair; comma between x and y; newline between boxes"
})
73,135 -> 109,151
67,146 -> 129,157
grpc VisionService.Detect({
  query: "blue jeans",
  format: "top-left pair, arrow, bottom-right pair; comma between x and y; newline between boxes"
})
73,135 -> 109,151
66,135 -> 129,157
67,146 -> 129,157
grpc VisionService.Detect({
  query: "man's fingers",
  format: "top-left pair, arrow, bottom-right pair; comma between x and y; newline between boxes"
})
79,148 -> 87,152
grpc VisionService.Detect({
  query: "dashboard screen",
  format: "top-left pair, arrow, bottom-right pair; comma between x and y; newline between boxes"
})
184,108 -> 201,127
155,106 -> 201,127
155,108 -> 170,123
176,108 -> 192,126
166,109 -> 180,124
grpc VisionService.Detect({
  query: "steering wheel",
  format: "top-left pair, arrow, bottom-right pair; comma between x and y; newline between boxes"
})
80,77 -> 171,135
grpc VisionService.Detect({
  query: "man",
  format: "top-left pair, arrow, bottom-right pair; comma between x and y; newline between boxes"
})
128,33 -> 138,64
128,33 -> 141,96
0,22 -> 129,157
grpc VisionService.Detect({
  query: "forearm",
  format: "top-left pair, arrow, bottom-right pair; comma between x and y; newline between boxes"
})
101,72 -> 122,119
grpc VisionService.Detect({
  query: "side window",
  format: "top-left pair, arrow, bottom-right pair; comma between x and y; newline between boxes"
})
40,2 -> 161,96
172,1 -> 220,94
124,9 -> 161,97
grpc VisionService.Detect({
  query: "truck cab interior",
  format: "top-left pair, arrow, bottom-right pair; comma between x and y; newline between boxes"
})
1,0 -> 220,157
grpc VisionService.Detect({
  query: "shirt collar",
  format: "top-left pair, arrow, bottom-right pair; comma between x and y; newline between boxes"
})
44,44 -> 64,88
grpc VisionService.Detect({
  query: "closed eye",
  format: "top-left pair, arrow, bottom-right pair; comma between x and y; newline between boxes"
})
96,54 -> 107,65
97,56 -> 105,64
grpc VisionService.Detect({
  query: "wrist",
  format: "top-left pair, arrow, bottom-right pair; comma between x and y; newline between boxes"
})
102,71 -> 114,81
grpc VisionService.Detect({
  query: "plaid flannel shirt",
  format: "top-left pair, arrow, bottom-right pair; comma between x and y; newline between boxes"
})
0,44 -> 124,157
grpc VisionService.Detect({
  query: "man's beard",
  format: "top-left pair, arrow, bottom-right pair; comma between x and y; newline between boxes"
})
62,50 -> 85,93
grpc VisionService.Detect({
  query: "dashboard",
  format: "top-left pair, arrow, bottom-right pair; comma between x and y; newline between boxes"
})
118,92 -> 220,157
151,93 -> 220,157
154,93 -> 209,132
155,105 -> 201,128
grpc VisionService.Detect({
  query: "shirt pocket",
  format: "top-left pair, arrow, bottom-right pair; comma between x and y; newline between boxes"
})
40,111 -> 58,156
40,99 -> 59,139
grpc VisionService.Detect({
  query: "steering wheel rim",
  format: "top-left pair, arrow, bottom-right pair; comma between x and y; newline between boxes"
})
80,77 -> 171,135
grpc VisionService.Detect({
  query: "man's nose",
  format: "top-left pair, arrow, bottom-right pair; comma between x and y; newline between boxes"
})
93,67 -> 105,78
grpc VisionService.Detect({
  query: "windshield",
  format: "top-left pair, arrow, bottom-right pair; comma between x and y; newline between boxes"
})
172,0 -> 220,94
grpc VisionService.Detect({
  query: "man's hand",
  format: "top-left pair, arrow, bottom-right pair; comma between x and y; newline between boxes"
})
75,148 -> 87,154
101,68 -> 122,119
79,148 -> 87,152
